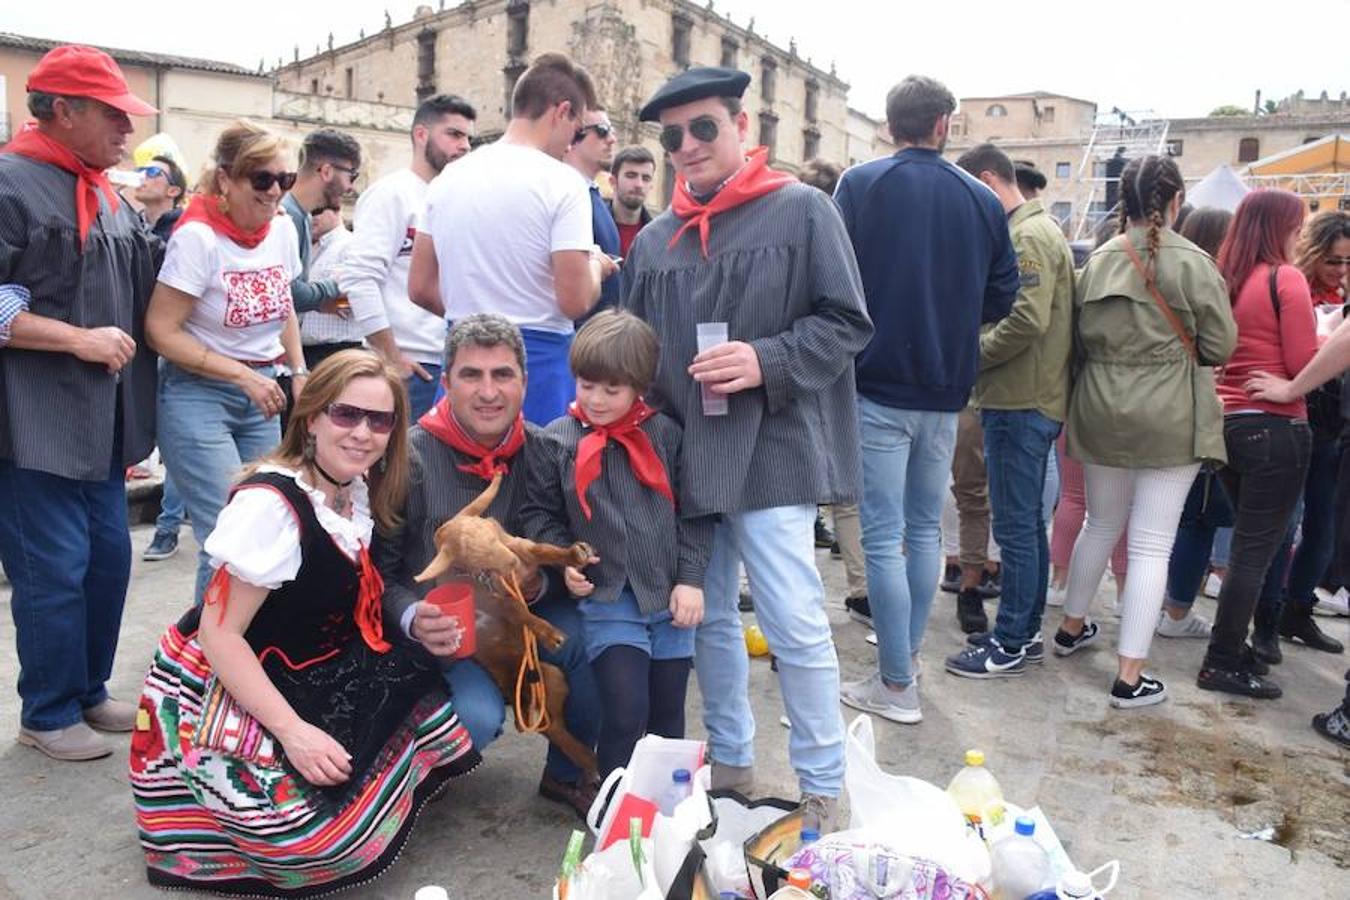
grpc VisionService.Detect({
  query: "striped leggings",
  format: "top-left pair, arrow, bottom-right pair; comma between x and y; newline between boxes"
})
1064,462 -> 1200,659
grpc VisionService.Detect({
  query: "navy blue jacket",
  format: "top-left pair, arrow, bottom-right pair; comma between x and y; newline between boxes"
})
579,183 -> 623,322
835,148 -> 1019,412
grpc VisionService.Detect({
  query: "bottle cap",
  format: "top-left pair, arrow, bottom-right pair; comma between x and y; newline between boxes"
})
1014,815 -> 1036,836
800,827 -> 820,843
787,868 -> 813,888
964,749 -> 985,766
673,768 -> 691,783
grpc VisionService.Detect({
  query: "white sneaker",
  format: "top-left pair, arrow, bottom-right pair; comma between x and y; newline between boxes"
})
1313,586 -> 1350,617
1203,572 -> 1223,599
840,672 -> 922,724
1046,583 -> 1067,608
1156,609 -> 1212,638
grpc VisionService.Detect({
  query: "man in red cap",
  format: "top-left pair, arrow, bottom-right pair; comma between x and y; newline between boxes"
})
0,45 -> 160,761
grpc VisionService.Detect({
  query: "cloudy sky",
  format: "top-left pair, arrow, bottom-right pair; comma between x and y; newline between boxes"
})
7,0 -> 1345,119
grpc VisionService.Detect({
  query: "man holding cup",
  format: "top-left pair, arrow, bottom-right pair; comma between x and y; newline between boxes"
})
621,67 -> 872,832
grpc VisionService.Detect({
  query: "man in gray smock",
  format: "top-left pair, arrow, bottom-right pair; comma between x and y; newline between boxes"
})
622,67 -> 872,830
0,45 -> 160,761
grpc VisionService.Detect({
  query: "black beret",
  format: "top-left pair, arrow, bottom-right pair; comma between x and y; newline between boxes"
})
639,66 -> 751,122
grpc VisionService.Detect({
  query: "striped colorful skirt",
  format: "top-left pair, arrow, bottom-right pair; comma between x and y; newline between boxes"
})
129,625 -> 478,896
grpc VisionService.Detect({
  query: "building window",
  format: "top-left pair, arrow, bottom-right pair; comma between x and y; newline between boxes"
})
310,78 -> 319,94
507,1 -> 529,57
1051,201 -> 1072,223
804,80 -> 819,123
803,128 -> 820,161
344,68 -> 354,99
503,62 -> 527,115
1042,105 -> 1055,122
1055,161 -> 1072,178
986,103 -> 1007,117
761,58 -> 777,104
672,13 -> 692,68
1166,139 -> 1184,157
1092,161 -> 1107,178
1238,137 -> 1260,163
759,110 -> 778,160
720,37 -> 738,68
416,27 -> 437,100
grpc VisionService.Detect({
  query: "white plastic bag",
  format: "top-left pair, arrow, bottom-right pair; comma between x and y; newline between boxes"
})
650,765 -> 713,894
555,835 -> 662,900
844,715 -> 990,884
587,735 -> 706,848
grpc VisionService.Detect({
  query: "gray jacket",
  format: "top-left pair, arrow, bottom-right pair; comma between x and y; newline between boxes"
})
622,182 -> 873,516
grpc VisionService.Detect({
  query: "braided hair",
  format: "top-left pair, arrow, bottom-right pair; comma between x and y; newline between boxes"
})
1117,155 -> 1186,281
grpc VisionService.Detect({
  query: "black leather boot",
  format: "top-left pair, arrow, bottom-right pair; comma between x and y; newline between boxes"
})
1251,604 -> 1283,664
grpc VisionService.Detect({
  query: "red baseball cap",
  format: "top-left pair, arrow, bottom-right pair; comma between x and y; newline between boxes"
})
26,45 -> 157,116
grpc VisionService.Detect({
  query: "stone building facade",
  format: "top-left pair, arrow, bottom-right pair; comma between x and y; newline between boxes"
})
946,89 -> 1350,235
274,0 -> 863,202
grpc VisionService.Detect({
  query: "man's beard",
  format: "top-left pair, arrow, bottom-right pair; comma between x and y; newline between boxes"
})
618,193 -> 645,212
425,143 -> 466,174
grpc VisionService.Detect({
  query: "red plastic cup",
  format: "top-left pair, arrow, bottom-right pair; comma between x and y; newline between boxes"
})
424,582 -> 477,658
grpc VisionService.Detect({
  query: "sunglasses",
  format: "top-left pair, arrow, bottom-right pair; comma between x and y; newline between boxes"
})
659,116 -> 720,153
329,163 -> 360,180
573,122 -> 613,143
246,170 -> 298,192
1323,257 -> 1350,267
326,401 -> 396,434
137,165 -> 168,180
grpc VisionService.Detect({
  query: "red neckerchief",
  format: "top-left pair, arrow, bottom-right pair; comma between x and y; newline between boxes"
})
174,193 -> 271,249
669,147 -> 797,258
2,124 -> 119,248
419,396 -> 527,481
568,398 -> 674,521
1311,285 -> 1344,307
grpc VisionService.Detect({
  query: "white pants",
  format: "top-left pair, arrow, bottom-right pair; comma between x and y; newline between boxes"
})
1064,462 -> 1200,659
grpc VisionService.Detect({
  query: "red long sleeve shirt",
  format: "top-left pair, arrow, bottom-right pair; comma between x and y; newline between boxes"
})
1216,264 -> 1318,418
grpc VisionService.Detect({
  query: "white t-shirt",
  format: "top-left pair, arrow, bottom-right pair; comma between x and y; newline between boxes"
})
421,141 -> 593,334
158,216 -> 301,362
338,168 -> 446,364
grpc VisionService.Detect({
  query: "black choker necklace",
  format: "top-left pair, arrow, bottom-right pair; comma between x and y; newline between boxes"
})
312,461 -> 354,488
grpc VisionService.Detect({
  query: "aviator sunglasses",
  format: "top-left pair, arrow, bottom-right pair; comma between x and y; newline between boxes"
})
659,115 -> 721,153
246,170 -> 299,192
326,402 -> 396,434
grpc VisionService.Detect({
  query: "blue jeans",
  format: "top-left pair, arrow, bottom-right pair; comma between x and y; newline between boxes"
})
1167,469 -> 1234,608
154,473 -> 186,534
858,399 -> 958,687
983,409 -> 1061,649
0,455 -> 130,730
521,328 -> 574,426
1042,442 -> 1060,524
580,588 -> 695,662
697,505 -> 844,796
442,595 -> 599,783
158,363 -> 281,603
406,363 -> 443,421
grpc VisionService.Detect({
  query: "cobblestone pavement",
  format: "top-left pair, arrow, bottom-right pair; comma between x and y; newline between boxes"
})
1,524 -> 1346,898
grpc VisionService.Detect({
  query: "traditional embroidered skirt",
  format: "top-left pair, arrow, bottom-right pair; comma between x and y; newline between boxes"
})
129,625 -> 477,897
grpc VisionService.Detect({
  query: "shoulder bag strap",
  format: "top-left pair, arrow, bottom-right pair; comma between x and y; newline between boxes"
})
1120,236 -> 1197,361
1268,264 -> 1282,320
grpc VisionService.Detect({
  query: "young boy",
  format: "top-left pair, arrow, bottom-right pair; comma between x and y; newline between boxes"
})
521,310 -> 714,776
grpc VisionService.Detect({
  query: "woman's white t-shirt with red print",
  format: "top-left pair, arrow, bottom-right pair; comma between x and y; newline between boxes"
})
158,217 -> 301,362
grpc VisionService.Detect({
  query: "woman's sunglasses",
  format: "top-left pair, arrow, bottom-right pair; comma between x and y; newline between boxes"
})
659,116 -> 720,153
326,402 -> 396,434
1323,257 -> 1350,268
137,165 -> 168,180
247,170 -> 298,192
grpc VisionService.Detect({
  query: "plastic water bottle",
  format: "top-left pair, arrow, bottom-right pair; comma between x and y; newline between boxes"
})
989,816 -> 1052,900
1026,860 -> 1119,899
947,748 -> 1007,832
799,826 -> 820,848
660,768 -> 693,815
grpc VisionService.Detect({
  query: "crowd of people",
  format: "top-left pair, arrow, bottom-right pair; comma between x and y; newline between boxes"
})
0,41 -> 1346,897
